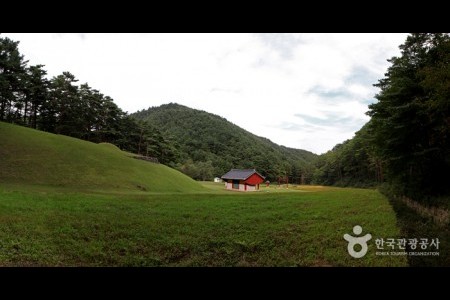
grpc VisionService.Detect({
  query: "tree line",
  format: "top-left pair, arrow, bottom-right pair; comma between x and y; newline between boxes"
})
313,33 -> 450,203
0,35 -> 177,164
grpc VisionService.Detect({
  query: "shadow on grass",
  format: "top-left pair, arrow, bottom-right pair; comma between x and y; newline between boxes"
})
388,196 -> 450,267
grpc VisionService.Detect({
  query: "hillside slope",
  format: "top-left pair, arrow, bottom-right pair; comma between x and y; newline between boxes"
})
0,121 -> 204,193
132,103 -> 317,181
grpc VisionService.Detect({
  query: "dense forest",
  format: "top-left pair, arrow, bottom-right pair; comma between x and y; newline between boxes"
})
312,123 -> 380,188
313,33 -> 450,204
132,103 -> 317,181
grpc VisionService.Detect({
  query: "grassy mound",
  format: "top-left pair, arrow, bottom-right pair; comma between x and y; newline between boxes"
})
0,122 -> 203,193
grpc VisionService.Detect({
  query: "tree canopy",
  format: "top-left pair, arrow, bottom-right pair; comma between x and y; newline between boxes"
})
368,33 -> 450,199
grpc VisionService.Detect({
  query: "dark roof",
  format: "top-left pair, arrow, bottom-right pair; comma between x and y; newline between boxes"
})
221,169 -> 265,180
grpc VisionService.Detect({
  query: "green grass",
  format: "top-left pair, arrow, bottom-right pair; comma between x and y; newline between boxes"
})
0,121 -> 204,193
0,183 -> 407,266
0,122 -> 409,266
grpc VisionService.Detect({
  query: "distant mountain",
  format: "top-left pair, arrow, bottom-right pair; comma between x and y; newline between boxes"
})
132,103 -> 317,182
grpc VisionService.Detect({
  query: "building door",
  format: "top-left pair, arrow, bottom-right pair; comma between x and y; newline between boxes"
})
232,180 -> 239,189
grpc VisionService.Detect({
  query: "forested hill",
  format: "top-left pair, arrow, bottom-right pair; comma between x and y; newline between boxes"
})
132,103 -> 317,182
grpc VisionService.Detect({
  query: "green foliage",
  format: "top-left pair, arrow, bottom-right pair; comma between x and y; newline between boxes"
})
132,103 -> 317,181
312,124 -> 381,187
368,33 -> 450,200
178,159 -> 215,181
0,36 -> 28,123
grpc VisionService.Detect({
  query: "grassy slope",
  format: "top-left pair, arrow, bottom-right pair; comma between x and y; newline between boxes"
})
0,183 -> 407,266
0,122 -> 203,193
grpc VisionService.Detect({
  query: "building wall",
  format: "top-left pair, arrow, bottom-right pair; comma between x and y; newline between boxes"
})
225,181 -> 259,192
246,185 -> 256,191
245,173 -> 265,185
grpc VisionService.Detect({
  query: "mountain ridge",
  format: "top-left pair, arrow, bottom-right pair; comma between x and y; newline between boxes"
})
132,103 -> 317,182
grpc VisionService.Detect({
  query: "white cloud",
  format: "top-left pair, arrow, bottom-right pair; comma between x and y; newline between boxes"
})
3,33 -> 408,154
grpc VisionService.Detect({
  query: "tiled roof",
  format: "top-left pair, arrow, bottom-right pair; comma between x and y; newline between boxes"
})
221,169 -> 265,180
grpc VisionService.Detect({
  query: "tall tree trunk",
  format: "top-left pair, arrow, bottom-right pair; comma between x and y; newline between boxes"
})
380,164 -> 384,183
0,99 -> 4,121
337,161 -> 343,181
32,103 -> 38,129
23,99 -> 28,125
137,127 -> 144,155
7,99 -> 12,122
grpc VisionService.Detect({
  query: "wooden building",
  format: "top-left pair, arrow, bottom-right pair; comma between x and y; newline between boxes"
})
221,169 -> 265,192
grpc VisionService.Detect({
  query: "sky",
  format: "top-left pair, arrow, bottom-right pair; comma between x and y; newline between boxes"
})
4,33 -> 408,154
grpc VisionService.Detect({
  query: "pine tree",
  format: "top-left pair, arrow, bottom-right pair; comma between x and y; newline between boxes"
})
367,33 -> 450,198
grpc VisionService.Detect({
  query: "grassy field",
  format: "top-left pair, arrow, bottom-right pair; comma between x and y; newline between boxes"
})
0,122 -> 408,266
0,182 -> 407,266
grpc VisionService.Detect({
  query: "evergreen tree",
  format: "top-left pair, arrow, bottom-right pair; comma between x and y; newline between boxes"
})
368,33 -> 450,198
0,36 -> 28,122
25,65 -> 49,129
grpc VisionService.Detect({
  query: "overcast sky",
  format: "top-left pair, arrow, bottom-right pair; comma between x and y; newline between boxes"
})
4,33 -> 408,154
